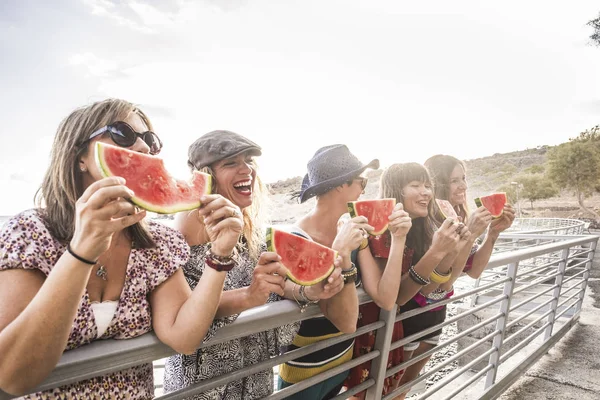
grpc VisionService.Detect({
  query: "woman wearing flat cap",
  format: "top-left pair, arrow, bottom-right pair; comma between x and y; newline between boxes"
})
277,144 -> 385,400
163,131 -> 345,399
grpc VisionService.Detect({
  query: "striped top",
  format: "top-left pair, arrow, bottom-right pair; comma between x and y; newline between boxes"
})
277,225 -> 355,384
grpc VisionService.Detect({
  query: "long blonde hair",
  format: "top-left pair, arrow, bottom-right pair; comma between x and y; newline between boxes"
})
424,154 -> 470,222
35,98 -> 155,248
379,163 -> 439,263
195,163 -> 270,260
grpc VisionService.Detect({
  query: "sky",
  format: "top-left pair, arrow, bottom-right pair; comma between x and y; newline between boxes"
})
1,0 -> 600,215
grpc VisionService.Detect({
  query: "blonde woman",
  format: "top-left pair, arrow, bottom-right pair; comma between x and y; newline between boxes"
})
164,132 -> 345,399
0,99 -> 237,398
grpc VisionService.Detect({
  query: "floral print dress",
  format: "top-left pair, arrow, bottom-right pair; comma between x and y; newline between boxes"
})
0,209 -> 189,399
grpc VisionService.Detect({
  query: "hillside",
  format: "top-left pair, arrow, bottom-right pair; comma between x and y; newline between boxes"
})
267,146 -> 600,225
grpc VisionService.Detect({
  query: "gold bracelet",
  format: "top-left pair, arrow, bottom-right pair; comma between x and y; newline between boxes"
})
359,238 -> 369,251
430,267 -> 452,284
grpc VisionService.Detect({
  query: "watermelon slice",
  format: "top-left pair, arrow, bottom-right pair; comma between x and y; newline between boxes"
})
435,199 -> 459,219
347,198 -> 396,236
266,227 -> 336,286
95,142 -> 212,214
474,192 -> 507,218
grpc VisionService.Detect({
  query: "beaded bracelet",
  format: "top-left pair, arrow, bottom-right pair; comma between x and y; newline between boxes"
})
341,263 -> 358,285
66,244 -> 97,265
408,266 -> 430,286
429,267 -> 452,284
204,249 -> 236,272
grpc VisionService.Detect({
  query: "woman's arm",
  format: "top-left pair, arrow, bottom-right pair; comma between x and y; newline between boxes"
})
0,178 -> 145,395
396,218 -> 459,305
359,237 -> 406,310
359,203 -> 412,310
150,267 -> 227,354
466,204 -> 515,279
151,194 -> 252,353
0,262 -> 93,395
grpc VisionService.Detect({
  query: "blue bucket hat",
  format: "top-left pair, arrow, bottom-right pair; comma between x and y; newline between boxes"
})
298,144 -> 379,203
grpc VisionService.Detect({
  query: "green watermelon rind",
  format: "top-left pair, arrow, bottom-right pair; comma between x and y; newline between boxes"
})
266,227 -> 336,286
435,199 -> 458,220
474,194 -> 505,219
347,198 -> 396,236
95,142 -> 212,214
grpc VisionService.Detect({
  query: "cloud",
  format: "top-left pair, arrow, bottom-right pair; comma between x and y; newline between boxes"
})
82,0 -> 156,34
68,52 -> 121,78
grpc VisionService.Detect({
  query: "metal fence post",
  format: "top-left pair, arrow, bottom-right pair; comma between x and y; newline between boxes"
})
364,305 -> 397,400
576,240 -> 597,313
484,261 -> 518,389
543,248 -> 570,341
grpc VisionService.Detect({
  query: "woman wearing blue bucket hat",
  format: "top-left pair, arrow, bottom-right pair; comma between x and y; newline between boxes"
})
277,144 -> 380,400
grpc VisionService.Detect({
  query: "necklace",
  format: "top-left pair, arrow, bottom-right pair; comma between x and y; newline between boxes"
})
96,265 -> 108,281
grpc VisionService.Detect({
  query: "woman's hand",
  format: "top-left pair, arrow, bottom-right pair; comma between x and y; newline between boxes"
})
245,252 -> 288,308
467,206 -> 493,238
388,203 -> 412,239
70,177 -> 146,262
431,218 -> 460,254
332,216 -> 373,259
305,255 -> 345,301
198,194 -> 244,256
489,204 -> 516,235
455,222 -> 472,251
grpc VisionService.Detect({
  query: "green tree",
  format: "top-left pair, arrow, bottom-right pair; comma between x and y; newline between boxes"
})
547,135 -> 600,218
516,174 -> 559,209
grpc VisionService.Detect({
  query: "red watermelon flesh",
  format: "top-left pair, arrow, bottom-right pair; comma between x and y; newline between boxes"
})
95,142 -> 212,214
474,192 -> 507,218
435,199 -> 458,220
266,227 -> 336,286
347,198 -> 396,236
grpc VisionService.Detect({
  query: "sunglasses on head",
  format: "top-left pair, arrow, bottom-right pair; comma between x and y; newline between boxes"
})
84,121 -> 163,155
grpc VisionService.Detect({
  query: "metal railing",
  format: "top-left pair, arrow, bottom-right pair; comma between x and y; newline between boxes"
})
2,231 -> 597,400
506,217 -> 586,235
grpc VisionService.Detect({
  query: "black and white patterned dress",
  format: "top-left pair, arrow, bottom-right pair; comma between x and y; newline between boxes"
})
163,242 -> 299,400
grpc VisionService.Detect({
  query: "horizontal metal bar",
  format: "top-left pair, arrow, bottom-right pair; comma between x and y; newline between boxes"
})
386,313 -> 502,378
440,364 -> 494,400
264,352 -> 378,400
504,310 -> 552,345
397,329 -> 499,392
509,284 -> 557,312
483,315 -> 580,399
157,319 -> 382,399
388,347 -> 497,400
515,259 -> 560,277
556,298 -> 582,319
394,294 -> 506,349
330,379 -> 374,400
560,282 -> 585,295
499,321 -> 552,363
513,274 -> 560,295
507,298 -> 554,330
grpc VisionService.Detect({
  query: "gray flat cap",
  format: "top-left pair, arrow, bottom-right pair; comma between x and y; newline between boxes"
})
188,130 -> 262,170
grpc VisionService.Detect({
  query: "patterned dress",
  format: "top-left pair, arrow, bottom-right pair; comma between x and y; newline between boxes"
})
344,232 -> 412,395
0,209 -> 189,399
163,242 -> 299,400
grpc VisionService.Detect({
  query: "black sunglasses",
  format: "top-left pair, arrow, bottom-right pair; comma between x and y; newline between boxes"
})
83,121 -> 163,155
347,176 -> 368,190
